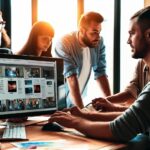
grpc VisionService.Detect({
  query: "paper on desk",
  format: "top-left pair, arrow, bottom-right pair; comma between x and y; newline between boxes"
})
11,139 -> 90,150
12,140 -> 66,149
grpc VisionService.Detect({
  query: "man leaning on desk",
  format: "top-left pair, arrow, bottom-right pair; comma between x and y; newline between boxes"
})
53,11 -> 111,109
49,6 -> 150,143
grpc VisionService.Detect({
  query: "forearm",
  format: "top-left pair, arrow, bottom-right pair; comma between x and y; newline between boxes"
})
114,104 -> 130,111
74,118 -> 114,140
2,29 -> 11,48
49,110 -> 115,141
107,91 -> 135,104
67,75 -> 84,108
82,111 -> 123,121
96,75 -> 111,97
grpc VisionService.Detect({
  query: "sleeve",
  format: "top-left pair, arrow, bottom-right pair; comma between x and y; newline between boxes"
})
54,38 -> 77,78
110,82 -> 150,142
93,37 -> 107,80
124,60 -> 143,99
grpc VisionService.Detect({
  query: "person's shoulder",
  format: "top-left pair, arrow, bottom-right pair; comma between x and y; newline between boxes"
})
145,82 -> 150,89
61,31 -> 77,42
140,81 -> 150,95
57,31 -> 77,46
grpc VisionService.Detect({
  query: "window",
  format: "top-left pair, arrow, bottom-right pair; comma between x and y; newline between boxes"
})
11,0 -> 32,53
38,0 -> 77,53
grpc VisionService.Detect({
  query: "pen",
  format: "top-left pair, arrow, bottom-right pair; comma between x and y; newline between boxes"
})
85,102 -> 92,108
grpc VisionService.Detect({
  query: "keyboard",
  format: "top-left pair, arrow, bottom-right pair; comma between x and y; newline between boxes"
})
2,122 -> 27,140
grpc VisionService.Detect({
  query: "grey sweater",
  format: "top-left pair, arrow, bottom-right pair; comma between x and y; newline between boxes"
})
110,82 -> 150,142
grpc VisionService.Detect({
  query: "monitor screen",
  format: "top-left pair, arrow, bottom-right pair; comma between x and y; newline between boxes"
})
0,54 -> 66,119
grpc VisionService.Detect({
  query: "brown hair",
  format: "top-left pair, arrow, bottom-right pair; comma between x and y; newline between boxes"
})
130,6 -> 150,32
78,11 -> 104,29
17,21 -> 54,56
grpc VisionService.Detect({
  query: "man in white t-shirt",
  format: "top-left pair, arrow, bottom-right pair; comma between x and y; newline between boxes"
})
54,11 -> 111,108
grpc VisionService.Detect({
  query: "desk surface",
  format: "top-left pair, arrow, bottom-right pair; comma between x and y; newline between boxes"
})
1,121 -> 127,150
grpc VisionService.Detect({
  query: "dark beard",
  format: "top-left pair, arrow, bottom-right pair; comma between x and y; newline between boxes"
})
132,46 -> 148,59
132,37 -> 149,59
82,36 -> 94,48
132,52 -> 146,59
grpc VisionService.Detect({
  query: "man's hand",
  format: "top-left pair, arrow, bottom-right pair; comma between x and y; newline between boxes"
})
92,98 -> 118,112
48,111 -> 81,128
63,106 -> 88,118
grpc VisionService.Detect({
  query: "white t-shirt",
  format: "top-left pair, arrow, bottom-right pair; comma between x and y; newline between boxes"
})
78,47 -> 91,94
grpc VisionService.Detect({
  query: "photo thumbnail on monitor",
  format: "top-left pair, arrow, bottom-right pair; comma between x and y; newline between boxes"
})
8,80 -> 17,92
5,67 -> 24,78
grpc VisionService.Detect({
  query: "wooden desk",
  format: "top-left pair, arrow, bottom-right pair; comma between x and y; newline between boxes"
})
2,123 -> 127,150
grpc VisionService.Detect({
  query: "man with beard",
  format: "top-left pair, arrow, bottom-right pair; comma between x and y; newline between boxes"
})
91,9 -> 150,112
49,6 -> 150,143
91,58 -> 149,112
54,11 -> 111,108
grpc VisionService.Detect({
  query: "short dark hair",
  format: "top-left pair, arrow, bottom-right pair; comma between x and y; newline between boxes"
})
78,11 -> 104,28
131,6 -> 150,32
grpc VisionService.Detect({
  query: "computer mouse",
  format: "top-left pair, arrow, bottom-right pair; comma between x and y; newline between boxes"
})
42,122 -> 64,132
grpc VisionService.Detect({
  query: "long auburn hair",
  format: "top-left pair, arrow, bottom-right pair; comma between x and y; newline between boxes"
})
17,21 -> 54,56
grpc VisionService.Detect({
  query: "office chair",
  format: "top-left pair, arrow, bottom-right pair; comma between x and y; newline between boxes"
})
0,47 -> 13,54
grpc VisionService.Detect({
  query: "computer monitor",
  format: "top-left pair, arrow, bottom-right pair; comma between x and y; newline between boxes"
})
0,54 -> 66,119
